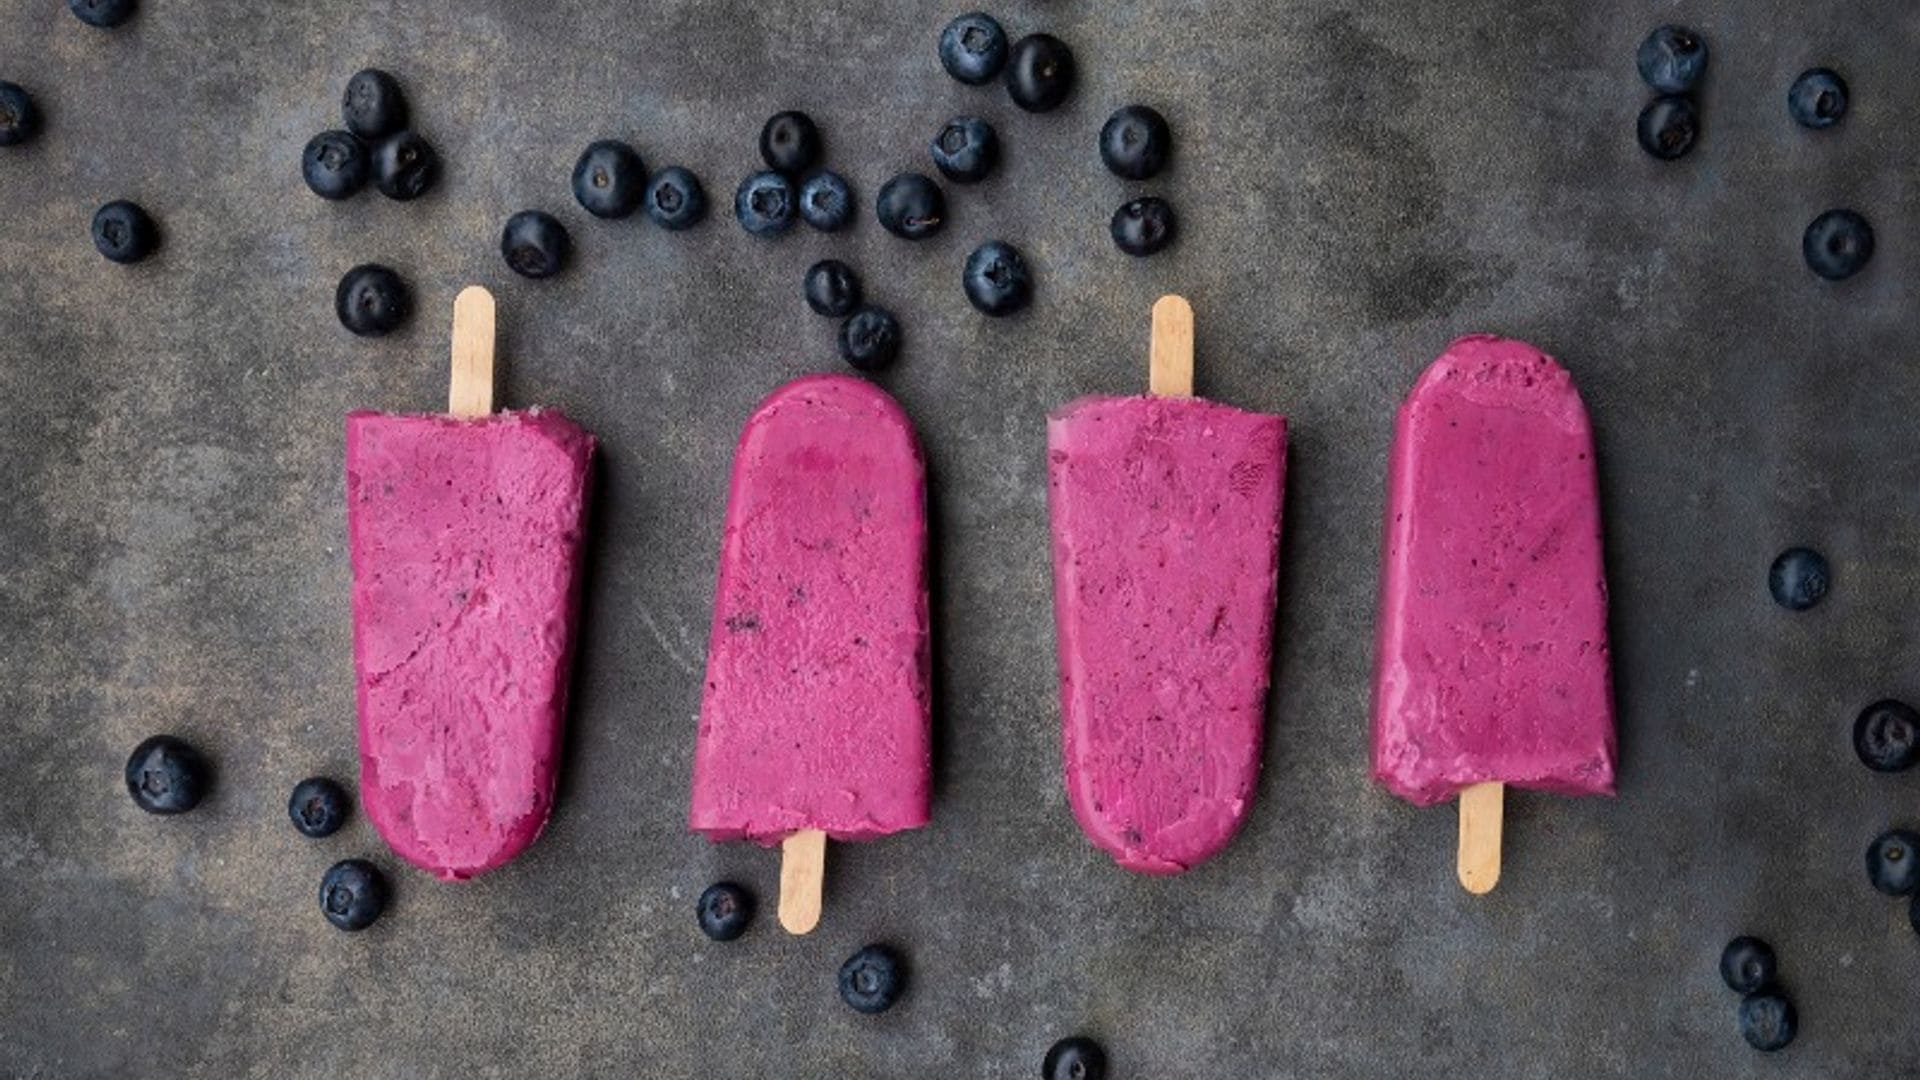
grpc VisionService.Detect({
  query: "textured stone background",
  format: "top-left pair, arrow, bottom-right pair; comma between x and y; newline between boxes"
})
3,1 -> 1918,1076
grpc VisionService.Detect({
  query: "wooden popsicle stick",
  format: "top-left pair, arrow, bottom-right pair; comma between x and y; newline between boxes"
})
1457,781 -> 1504,894
448,285 -> 497,418
1149,294 -> 1194,397
778,828 -> 826,935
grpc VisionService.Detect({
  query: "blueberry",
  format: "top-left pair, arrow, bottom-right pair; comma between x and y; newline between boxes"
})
1788,68 -> 1848,130
875,172 -> 945,240
837,944 -> 904,1014
124,735 -> 210,815
68,0 -> 136,28
288,777 -> 350,838
930,116 -> 998,184
644,165 -> 707,230
1737,991 -> 1797,1053
335,264 -> 412,336
696,882 -> 754,941
302,130 -> 370,200
1111,196 -> 1176,257
963,240 -> 1033,317
839,306 -> 901,372
342,69 -> 408,142
759,110 -> 821,176
91,200 -> 160,264
804,259 -> 862,318
1637,25 -> 1708,94
318,859 -> 387,932
939,12 -> 1008,86
1043,1036 -> 1109,1080
500,211 -> 570,279
371,130 -> 438,201
799,170 -> 855,231
1802,209 -> 1873,281
1867,829 -> 1920,896
1637,95 -> 1699,161
1768,547 -> 1829,610
1854,700 -> 1920,773
0,81 -> 41,147
734,170 -> 797,237
1718,937 -> 1777,995
1005,34 -> 1076,113
1100,105 -> 1172,180
571,139 -> 646,219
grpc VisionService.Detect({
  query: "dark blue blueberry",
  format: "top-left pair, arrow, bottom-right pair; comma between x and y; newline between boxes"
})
1637,95 -> 1699,161
1867,829 -> 1920,896
759,110 -> 821,176
804,259 -> 861,318
500,211 -> 570,279
571,139 -> 646,219
644,165 -> 707,230
875,172 -> 945,240
1718,937 -> 1776,995
92,200 -> 159,264
319,859 -> 387,931
288,777 -> 350,838
734,170 -> 797,237
69,0 -> 136,28
371,130 -> 438,201
963,240 -> 1032,317
1111,196 -> 1176,257
335,264 -> 412,336
799,170 -> 854,231
1768,547 -> 1829,610
342,69 -> 407,142
1854,700 -> 1919,773
696,882 -> 754,941
1788,68 -> 1848,130
124,735 -> 209,815
302,130 -> 370,200
1100,105 -> 1172,181
1637,25 -> 1708,94
930,116 -> 998,184
839,306 -> 901,372
939,12 -> 1008,86
837,944 -> 904,1014
0,81 -> 40,147
1803,209 -> 1873,281
1737,991 -> 1796,1052
1043,1036 -> 1108,1080
1005,33 -> 1076,113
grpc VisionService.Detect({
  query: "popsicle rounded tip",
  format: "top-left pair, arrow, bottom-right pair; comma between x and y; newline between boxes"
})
455,283 -> 495,309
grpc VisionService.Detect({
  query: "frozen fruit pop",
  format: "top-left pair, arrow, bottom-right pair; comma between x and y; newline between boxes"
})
348,287 -> 596,881
1047,296 -> 1287,874
1371,334 -> 1615,894
690,374 -> 931,934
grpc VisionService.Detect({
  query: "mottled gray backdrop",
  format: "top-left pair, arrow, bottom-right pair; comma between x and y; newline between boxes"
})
3,1 -> 1918,1076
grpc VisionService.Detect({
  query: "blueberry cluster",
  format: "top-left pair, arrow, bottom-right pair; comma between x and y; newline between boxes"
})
694,879 -> 909,1015
1855,699 -> 1920,937
510,138 -> 710,281
1101,106 -> 1176,258
1717,937 -> 1795,1052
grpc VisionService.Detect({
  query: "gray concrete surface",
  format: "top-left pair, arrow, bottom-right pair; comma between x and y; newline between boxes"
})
3,1 -> 1918,1076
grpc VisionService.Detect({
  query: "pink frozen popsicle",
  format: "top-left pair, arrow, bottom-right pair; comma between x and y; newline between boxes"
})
348,287 -> 595,881
1371,334 -> 1615,893
690,374 -> 930,932
1047,296 -> 1287,874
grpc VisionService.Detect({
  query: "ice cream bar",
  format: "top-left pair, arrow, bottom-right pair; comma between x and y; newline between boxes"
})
689,374 -> 930,929
1371,334 -> 1614,891
1046,296 -> 1287,874
348,287 -> 596,881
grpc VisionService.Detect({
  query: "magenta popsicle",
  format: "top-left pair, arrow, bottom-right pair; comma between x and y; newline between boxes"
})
1371,334 -> 1615,892
1047,296 -> 1287,874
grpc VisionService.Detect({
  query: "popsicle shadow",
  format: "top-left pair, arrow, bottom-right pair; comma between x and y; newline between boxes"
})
548,452 -> 612,833
924,455 -> 953,810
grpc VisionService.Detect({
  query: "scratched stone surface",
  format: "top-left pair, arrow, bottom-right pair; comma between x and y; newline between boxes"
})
3,1 -> 1918,1076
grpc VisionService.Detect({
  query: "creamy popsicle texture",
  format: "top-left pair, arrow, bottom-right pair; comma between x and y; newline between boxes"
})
1047,395 -> 1287,874
347,409 -> 595,880
689,375 -> 931,844
1371,334 -> 1616,807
